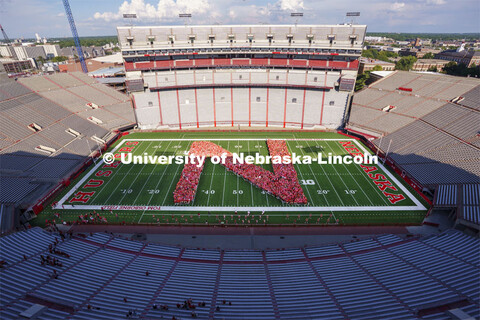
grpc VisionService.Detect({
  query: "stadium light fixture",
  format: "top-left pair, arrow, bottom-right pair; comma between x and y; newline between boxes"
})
123,13 -> 137,19
345,12 -> 360,25
123,13 -> 137,27
179,13 -> 192,26
291,12 -> 303,27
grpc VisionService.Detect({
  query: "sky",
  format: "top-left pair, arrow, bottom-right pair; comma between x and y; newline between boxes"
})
0,0 -> 479,39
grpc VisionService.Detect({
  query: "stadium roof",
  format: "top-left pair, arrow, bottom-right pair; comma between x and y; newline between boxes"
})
92,53 -> 123,64
88,66 -> 124,77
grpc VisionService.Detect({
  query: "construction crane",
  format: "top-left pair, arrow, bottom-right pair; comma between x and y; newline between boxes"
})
0,24 -> 18,60
62,0 -> 88,73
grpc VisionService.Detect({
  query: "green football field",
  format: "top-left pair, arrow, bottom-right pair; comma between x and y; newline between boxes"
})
37,131 -> 429,226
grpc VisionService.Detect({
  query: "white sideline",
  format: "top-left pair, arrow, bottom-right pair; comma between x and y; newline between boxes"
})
122,138 -> 354,141
56,205 -> 425,212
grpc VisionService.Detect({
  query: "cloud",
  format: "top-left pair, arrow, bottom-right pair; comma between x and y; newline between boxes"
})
93,0 -> 306,24
94,0 -> 211,22
278,0 -> 304,11
390,2 -> 406,11
425,0 -> 446,4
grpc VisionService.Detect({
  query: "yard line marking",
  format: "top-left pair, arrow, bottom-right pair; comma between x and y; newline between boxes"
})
254,140 -> 270,206
236,139 -> 240,207
295,140 -> 330,206
102,141 -> 154,205
137,140 -> 174,223
285,140 -> 315,206
221,141 -> 229,207
313,140 -> 360,206
329,141 -> 389,206
160,141 -> 190,206
247,141 -> 254,207
293,138 -> 345,206
206,146 -> 217,206
323,141 -> 375,206
117,141 -> 155,204
293,133 -> 344,206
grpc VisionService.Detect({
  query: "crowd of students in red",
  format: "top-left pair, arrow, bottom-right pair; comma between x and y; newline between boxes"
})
173,140 -> 307,205
173,141 -> 233,204
266,140 -> 308,205
173,161 -> 204,204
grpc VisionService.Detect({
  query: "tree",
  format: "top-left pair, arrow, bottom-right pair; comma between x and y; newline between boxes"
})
362,49 -> 398,62
372,65 -> 383,71
355,72 -> 370,92
362,49 -> 379,59
420,52 -> 435,59
36,56 -> 45,65
395,56 -> 417,71
56,36 -> 118,48
443,61 -> 480,77
427,66 -> 438,72
51,56 -> 68,63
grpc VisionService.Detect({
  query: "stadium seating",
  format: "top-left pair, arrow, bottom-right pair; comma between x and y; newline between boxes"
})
348,71 -> 480,187
0,228 -> 478,320
135,69 -> 349,129
0,72 -> 136,209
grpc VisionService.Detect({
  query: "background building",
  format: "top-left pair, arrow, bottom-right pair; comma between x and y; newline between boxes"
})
436,49 -> 480,67
359,57 -> 395,73
411,59 -> 449,72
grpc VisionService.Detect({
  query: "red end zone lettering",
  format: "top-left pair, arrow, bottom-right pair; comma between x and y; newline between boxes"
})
69,191 -> 95,203
374,180 -> 398,192
83,179 -> 104,188
95,170 -> 113,177
361,165 -> 377,174
103,162 -> 120,168
341,142 -> 406,205
340,141 -> 355,147
345,147 -> 360,153
383,192 -> 406,204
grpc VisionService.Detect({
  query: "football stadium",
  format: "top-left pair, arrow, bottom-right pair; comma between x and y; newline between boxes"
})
0,16 -> 479,320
